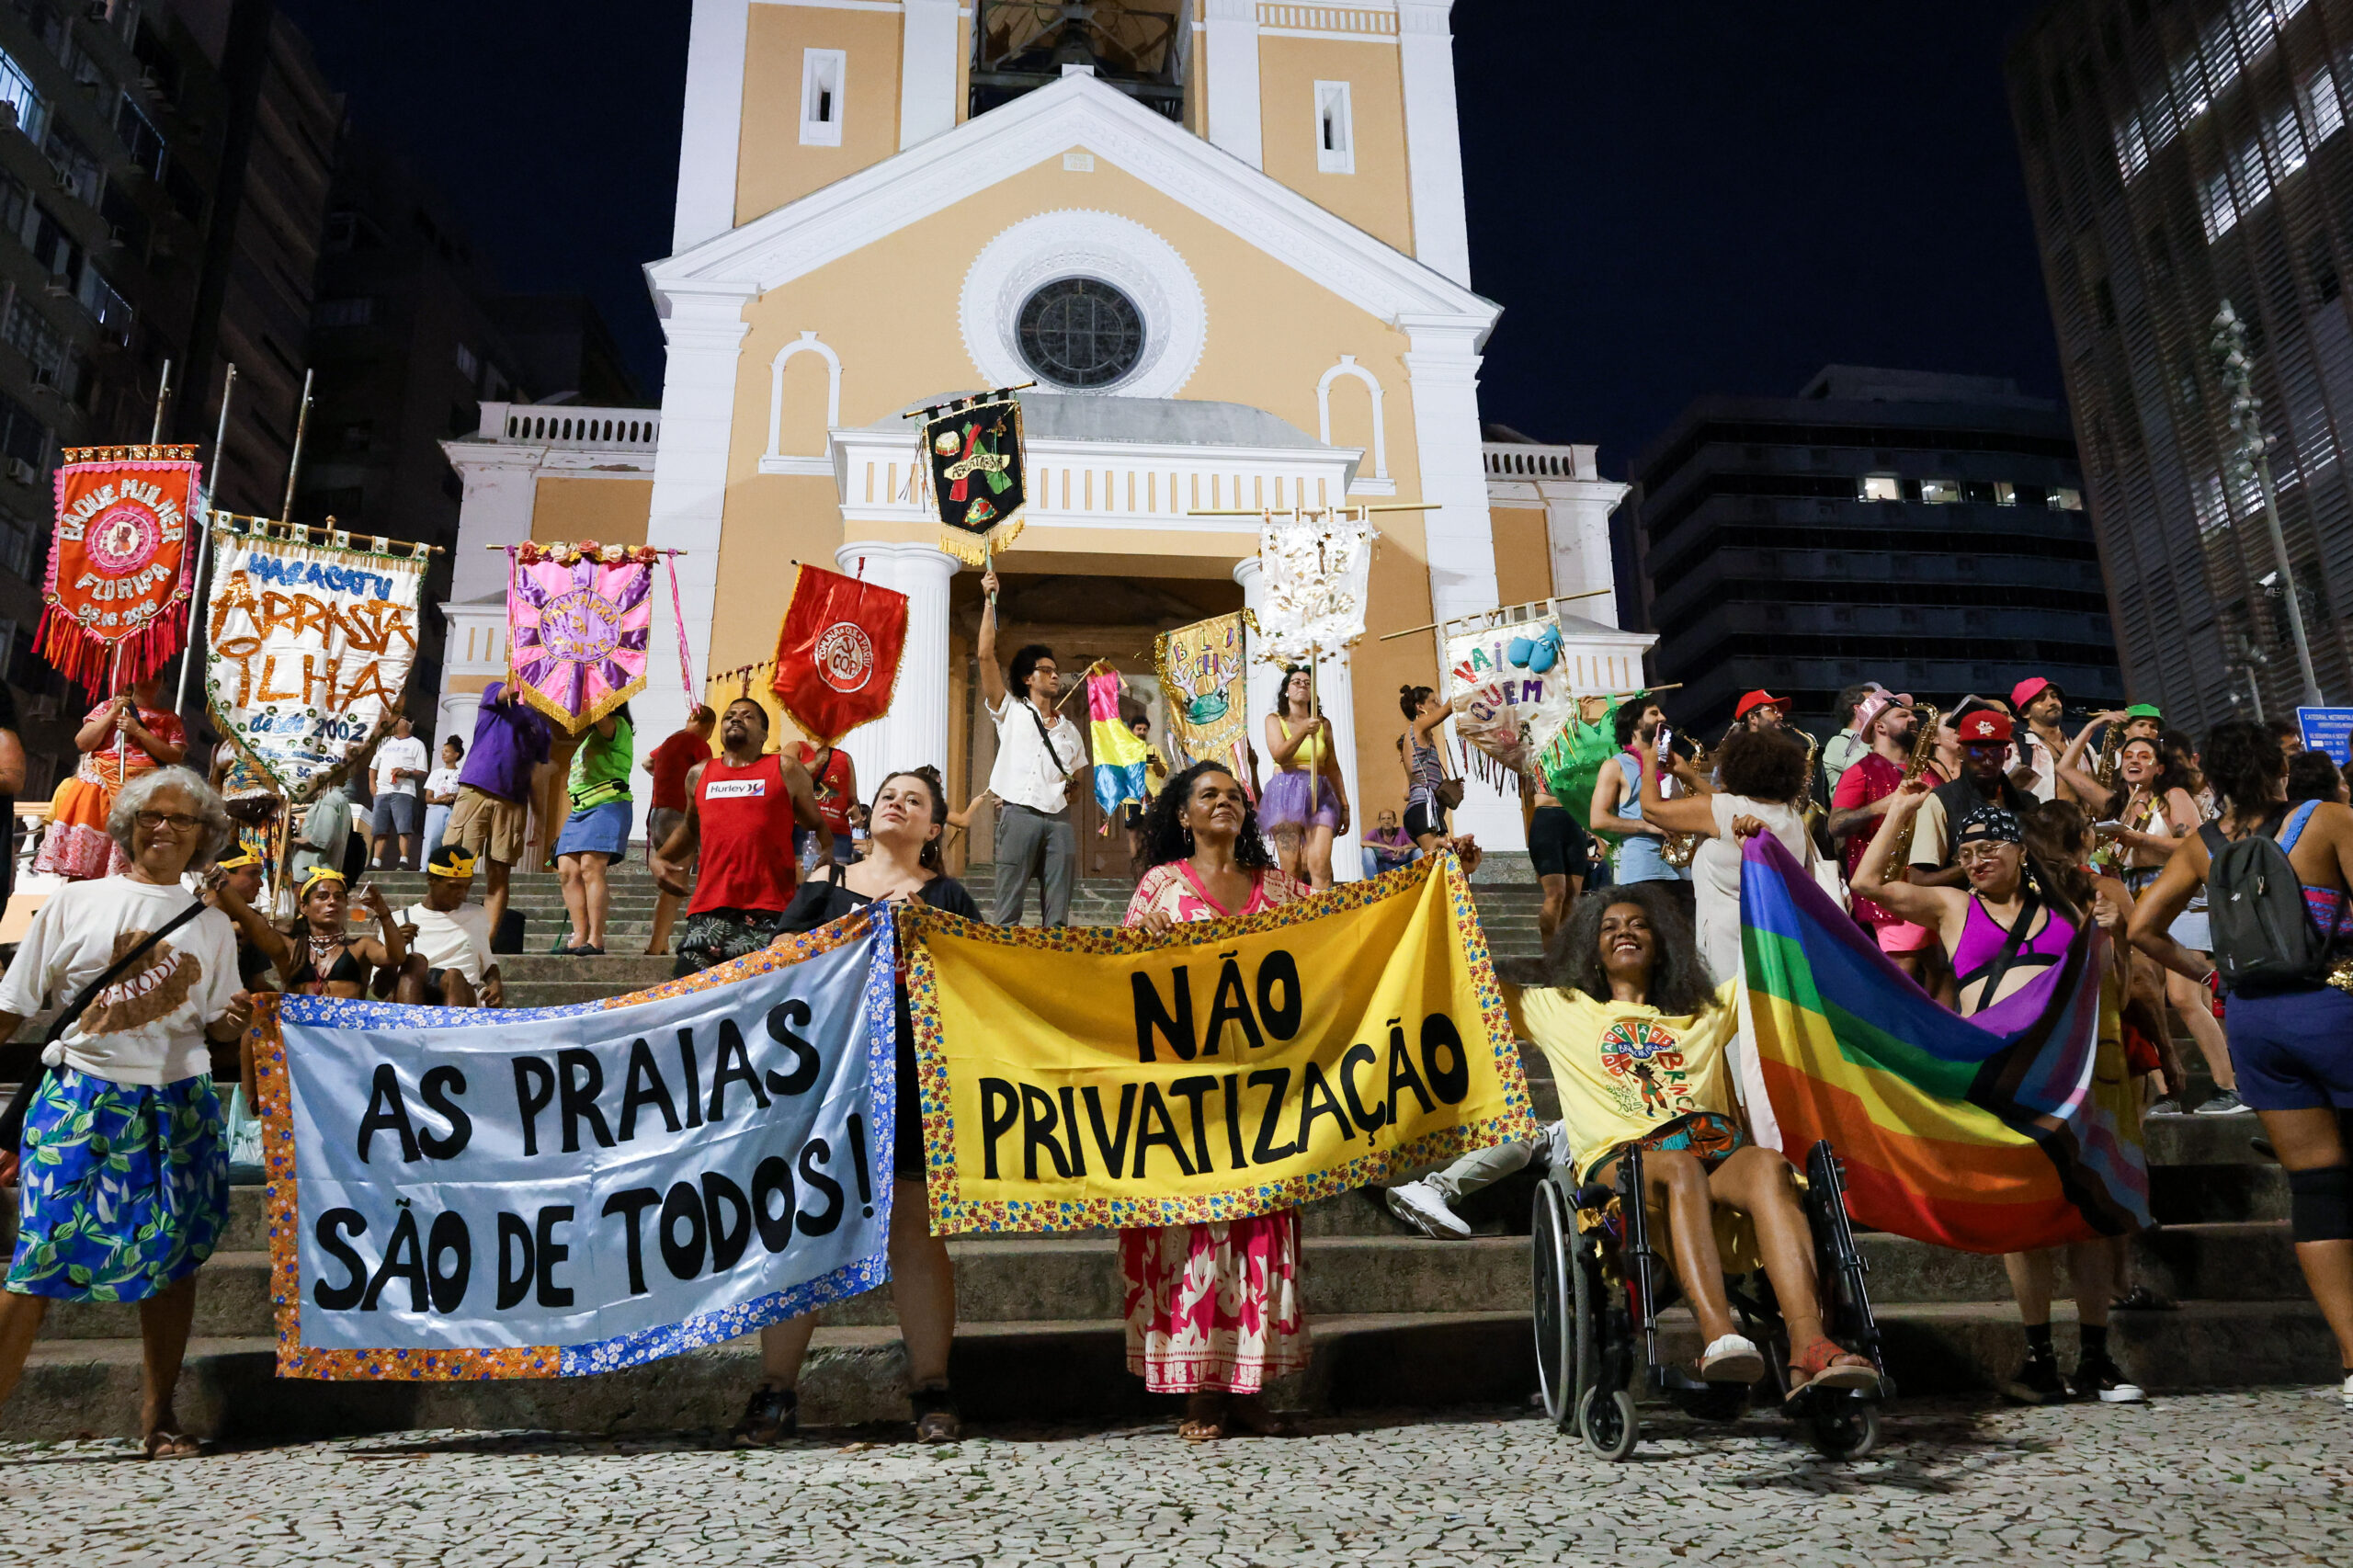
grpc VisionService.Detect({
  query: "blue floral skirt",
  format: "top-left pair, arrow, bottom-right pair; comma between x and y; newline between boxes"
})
6,1069 -> 227,1303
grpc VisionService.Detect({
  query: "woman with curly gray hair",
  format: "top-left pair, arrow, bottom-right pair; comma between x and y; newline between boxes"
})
0,763 -> 250,1457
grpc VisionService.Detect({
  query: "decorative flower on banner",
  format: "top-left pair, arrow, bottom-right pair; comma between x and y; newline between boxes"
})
1256,509 -> 1373,665
506,548 -> 653,733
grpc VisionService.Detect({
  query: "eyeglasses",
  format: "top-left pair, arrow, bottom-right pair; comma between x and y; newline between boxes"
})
135,811 -> 203,833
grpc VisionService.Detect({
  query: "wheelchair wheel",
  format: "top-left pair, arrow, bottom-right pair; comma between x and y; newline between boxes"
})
1578,1385 -> 1640,1462
1530,1180 -> 1574,1429
1808,1401 -> 1880,1460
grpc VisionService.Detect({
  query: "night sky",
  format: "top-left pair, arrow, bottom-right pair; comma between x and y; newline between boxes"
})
278,0 -> 2058,474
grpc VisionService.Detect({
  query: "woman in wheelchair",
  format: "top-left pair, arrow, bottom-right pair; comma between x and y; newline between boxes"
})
1521,881 -> 1881,1397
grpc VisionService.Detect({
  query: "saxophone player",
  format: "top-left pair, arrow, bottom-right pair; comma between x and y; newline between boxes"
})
1586,696 -> 1692,913
1826,693 -> 1939,980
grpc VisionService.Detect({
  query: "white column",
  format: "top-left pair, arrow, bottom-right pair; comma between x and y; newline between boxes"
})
1202,0 -> 1264,169
1395,0 -> 1471,288
1232,553 -> 1279,797
1401,313 -> 1521,852
1544,479 -> 1631,630
900,0 -> 961,150
832,540 -> 959,784
1317,646 -> 1363,881
640,280 -> 756,819
674,0 -> 752,251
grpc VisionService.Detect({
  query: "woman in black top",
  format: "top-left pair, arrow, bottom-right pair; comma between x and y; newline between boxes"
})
733,766 -> 977,1448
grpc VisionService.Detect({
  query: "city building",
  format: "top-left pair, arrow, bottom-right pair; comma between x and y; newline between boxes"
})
0,0 -> 333,794
1629,366 -> 2122,732
437,0 -> 1639,868
2007,0 -> 2353,727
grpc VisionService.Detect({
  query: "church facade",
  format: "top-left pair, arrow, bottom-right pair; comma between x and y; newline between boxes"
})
438,0 -> 1637,869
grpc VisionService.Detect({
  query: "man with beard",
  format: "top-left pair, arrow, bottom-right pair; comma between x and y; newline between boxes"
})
1827,691 -> 1936,977
1904,705 -> 2040,887
2011,676 -> 2075,803
1586,696 -> 1688,902
650,698 -> 832,976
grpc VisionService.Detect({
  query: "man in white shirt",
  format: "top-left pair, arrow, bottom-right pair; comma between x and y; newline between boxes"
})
979,567 -> 1088,926
370,712 -> 430,871
391,844 -> 502,1007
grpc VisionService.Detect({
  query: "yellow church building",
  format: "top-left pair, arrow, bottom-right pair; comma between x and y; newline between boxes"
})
438,0 -> 1641,871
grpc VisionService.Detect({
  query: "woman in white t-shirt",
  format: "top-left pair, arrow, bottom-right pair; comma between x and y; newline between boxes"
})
0,766 -> 251,1458
421,735 -> 464,861
1640,727 -> 1820,987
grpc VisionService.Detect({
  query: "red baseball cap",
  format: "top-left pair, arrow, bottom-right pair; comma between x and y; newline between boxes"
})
2011,676 -> 2060,710
1958,709 -> 2015,744
1734,689 -> 1793,720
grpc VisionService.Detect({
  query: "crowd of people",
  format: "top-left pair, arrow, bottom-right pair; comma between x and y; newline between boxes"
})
5,625 -> 2352,1458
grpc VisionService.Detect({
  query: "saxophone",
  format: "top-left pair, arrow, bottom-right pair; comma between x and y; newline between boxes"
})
2094,722 -> 2126,801
1797,729 -> 1824,812
1885,705 -> 1943,868
1660,740 -> 1711,869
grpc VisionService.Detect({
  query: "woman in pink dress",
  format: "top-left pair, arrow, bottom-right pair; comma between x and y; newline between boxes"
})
1121,760 -> 1311,1439
35,676 -> 187,881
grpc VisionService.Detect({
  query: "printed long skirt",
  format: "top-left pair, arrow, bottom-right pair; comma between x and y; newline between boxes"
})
1119,1210 -> 1308,1393
6,1069 -> 227,1303
31,778 -> 125,881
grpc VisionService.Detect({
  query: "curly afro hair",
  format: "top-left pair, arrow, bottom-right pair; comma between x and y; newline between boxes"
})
1136,761 -> 1276,872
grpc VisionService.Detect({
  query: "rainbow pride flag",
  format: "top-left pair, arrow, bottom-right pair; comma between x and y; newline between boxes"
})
1088,671 -> 1151,833
1738,835 -> 2148,1253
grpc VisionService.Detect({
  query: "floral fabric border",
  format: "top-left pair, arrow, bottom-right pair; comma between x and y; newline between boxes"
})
904,853 -> 1536,1233
256,908 -> 896,1381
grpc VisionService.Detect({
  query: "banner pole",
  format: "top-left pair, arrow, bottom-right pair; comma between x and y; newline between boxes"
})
664,552 -> 695,698
279,368 -> 314,527
148,358 -> 172,445
173,363 -> 236,720
111,642 -> 126,776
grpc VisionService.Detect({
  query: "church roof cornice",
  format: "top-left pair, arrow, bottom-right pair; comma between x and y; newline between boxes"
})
645,72 -> 1498,337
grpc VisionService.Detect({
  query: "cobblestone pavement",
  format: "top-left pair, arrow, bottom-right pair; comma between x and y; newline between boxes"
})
2,1391 -> 2348,1566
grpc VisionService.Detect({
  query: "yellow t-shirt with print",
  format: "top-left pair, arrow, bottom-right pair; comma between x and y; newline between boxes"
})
1519,979 -> 1742,1182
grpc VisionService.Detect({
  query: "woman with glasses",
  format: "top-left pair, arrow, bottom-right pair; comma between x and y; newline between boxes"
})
0,767 -> 251,1457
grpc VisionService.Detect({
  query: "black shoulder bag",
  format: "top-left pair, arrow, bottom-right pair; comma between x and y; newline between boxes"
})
0,898 -> 210,1162
1028,703 -> 1075,783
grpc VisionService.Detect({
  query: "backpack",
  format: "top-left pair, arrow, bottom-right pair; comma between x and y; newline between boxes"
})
2200,801 -> 2333,992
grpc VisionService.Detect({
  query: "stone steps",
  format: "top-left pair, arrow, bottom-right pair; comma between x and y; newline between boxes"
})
6,1297 -> 2335,1441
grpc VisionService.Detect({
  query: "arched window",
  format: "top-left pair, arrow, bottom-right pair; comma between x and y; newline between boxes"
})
761,330 -> 843,475
1316,355 -> 1391,494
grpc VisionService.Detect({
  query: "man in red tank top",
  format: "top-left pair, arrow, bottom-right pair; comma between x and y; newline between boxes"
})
650,699 -> 832,975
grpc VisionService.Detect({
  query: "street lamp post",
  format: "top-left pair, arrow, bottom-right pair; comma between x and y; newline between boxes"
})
2212,300 -> 2325,708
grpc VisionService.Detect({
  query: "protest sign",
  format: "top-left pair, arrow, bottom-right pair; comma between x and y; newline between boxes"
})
252,907 -> 895,1379
506,540 -> 655,733
204,518 -> 426,803
904,855 -> 1535,1233
1154,610 -> 1256,792
1444,611 -> 1576,785
769,562 -> 908,746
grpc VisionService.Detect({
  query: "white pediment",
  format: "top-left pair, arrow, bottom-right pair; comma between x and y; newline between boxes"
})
644,72 -> 1499,336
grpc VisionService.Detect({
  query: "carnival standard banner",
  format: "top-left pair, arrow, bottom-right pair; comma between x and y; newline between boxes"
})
36,445 -> 202,688
1445,612 -> 1576,786
506,540 -> 654,733
770,562 -> 907,746
1154,610 -> 1256,793
904,855 -> 1535,1233
923,392 -> 1026,563
251,908 -> 896,1380
205,519 -> 426,803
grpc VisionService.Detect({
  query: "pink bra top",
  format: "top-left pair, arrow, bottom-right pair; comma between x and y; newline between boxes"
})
1952,892 -> 2075,994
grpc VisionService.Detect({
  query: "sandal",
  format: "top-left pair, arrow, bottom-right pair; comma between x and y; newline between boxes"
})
731,1384 -> 798,1448
1177,1391 -> 1229,1442
142,1427 -> 201,1460
1788,1336 -> 1880,1395
911,1383 -> 961,1443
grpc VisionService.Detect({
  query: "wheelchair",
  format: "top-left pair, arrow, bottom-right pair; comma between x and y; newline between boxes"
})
1530,1137 -> 1890,1460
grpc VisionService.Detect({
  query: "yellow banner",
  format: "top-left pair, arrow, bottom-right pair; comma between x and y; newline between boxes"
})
904,856 -> 1537,1233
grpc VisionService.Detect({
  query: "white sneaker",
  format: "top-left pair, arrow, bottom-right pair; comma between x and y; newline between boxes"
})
1700,1334 -> 1765,1384
2340,1371 -> 2353,1405
2196,1090 -> 2254,1115
1385,1179 -> 1472,1239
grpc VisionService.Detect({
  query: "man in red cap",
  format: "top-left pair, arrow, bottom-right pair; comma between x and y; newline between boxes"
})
2010,676 -> 2075,803
1733,689 -> 1792,731
1905,703 -> 2040,885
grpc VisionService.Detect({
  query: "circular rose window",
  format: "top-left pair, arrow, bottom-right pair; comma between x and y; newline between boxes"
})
1017,278 -> 1146,389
